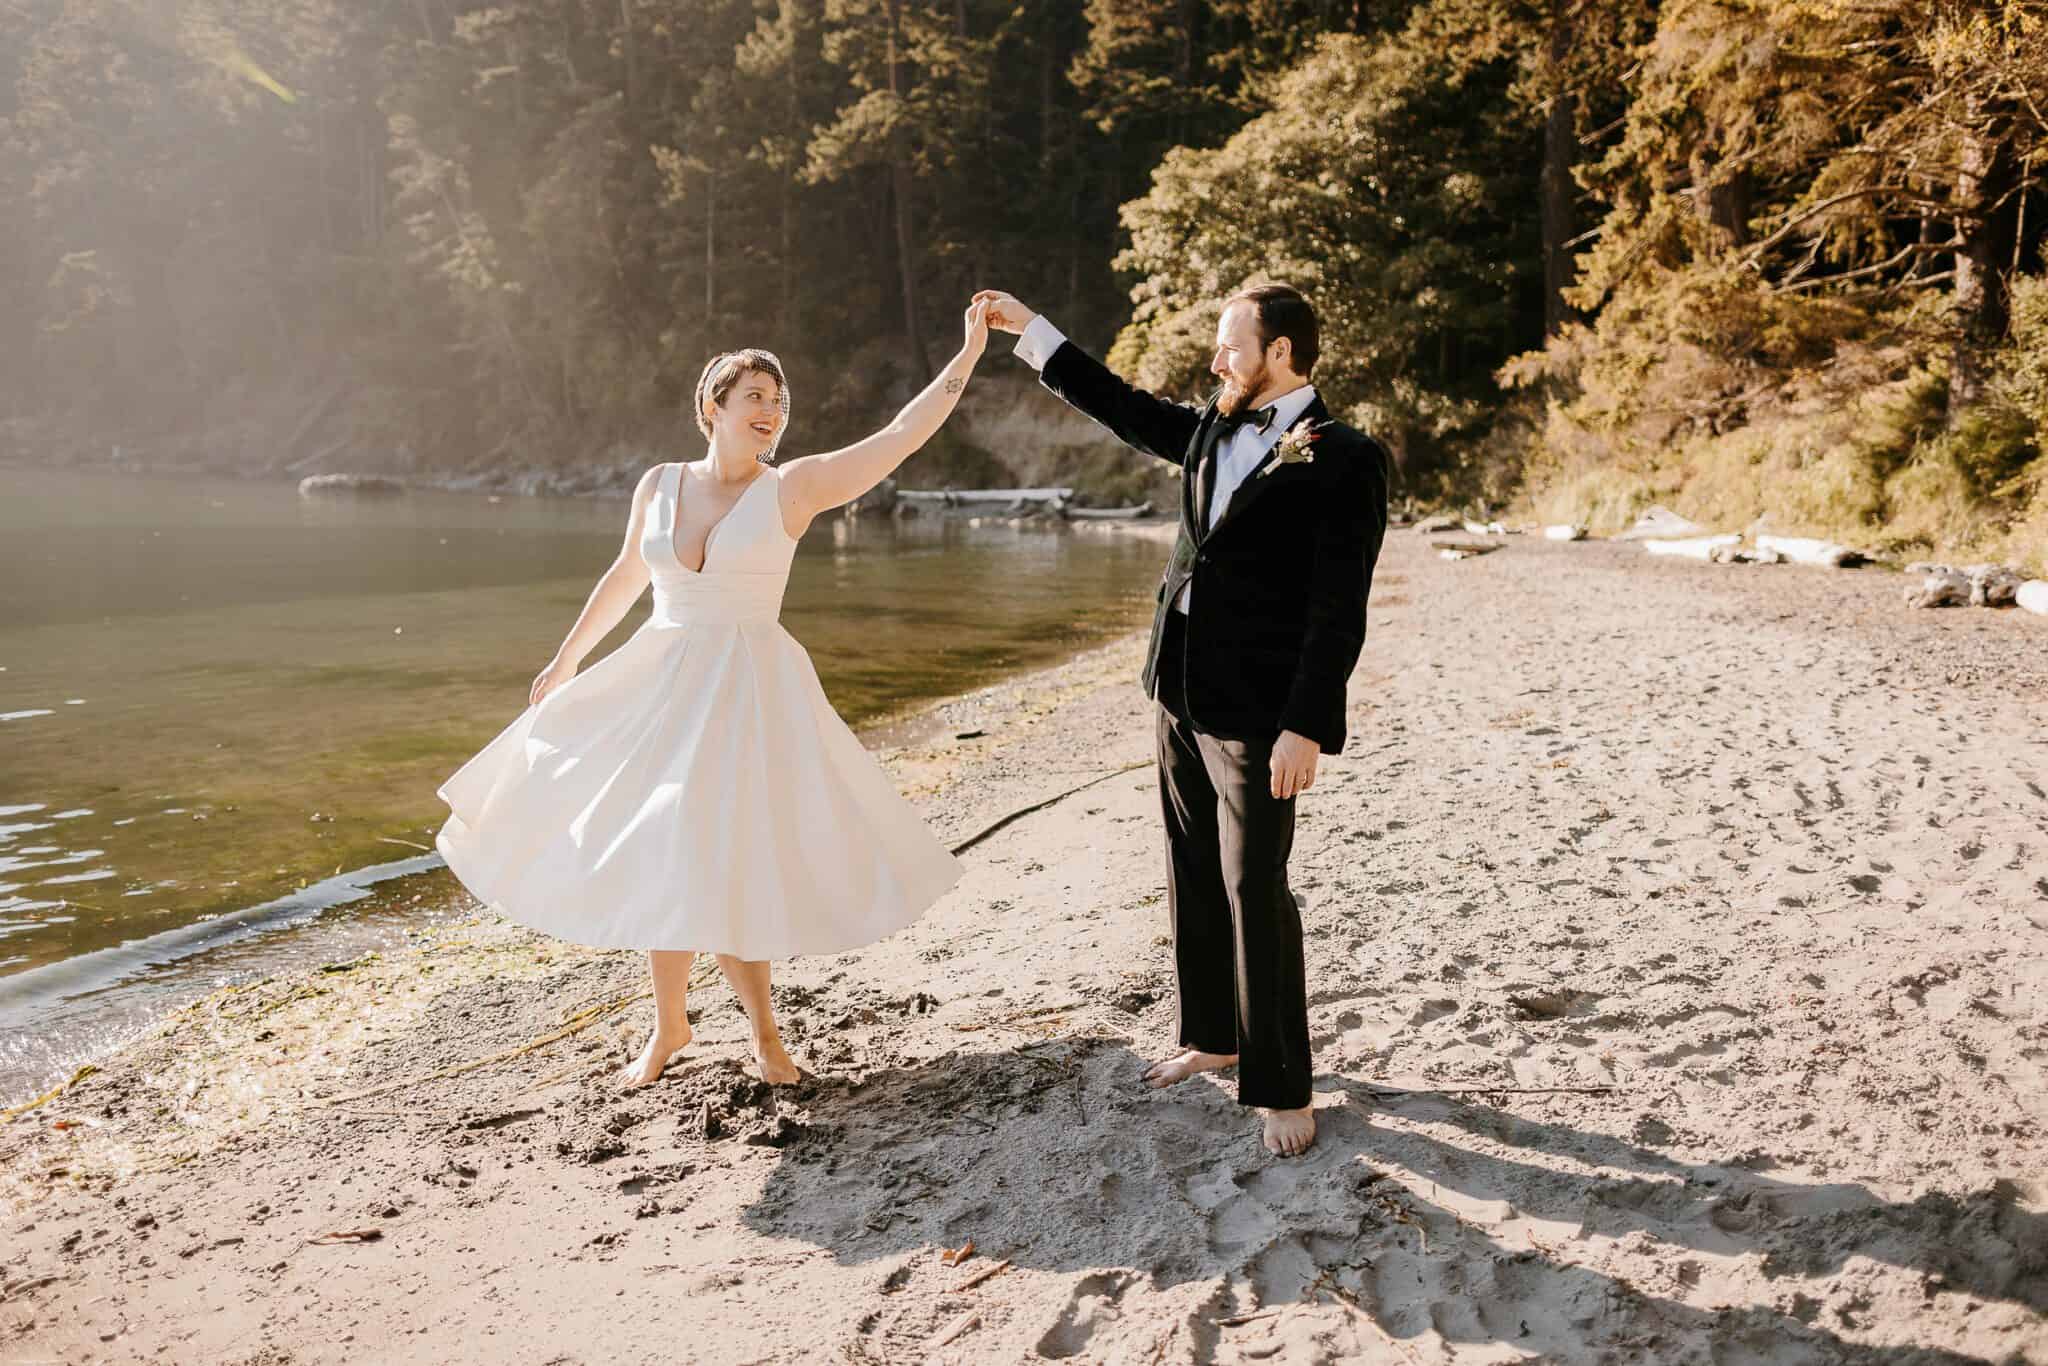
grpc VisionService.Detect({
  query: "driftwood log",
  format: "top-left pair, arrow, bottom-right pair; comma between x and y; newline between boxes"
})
1061,502 -> 1152,521
298,473 -> 404,497
898,488 -> 1075,506
1904,562 -> 2029,608
1642,533 -> 1739,560
1756,534 -> 1866,568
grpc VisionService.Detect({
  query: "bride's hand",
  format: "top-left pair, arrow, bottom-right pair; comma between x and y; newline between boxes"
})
961,296 -> 991,361
530,657 -> 577,707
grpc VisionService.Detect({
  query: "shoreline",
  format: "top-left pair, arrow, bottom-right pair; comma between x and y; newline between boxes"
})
0,597 -> 1170,1113
3,531 -> 2045,1362
0,464 -> 1175,1102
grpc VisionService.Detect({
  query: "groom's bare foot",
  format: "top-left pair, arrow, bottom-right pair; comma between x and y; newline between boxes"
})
1143,1049 -> 1238,1088
751,1033 -> 801,1085
620,1023 -> 692,1090
1262,1106 -> 1316,1157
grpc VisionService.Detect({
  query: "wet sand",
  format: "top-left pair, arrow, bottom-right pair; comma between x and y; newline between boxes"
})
3,530 -> 2045,1364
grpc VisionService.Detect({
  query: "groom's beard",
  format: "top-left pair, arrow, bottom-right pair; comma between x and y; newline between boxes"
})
1217,361 -> 1271,418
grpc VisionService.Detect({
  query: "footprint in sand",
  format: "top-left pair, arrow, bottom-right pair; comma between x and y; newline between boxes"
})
1035,1270 -> 1133,1359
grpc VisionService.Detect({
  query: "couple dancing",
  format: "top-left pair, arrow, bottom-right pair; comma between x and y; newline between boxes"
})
436,283 -> 1388,1156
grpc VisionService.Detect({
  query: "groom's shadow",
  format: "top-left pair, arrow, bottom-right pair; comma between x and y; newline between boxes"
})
738,1039 -> 2041,1361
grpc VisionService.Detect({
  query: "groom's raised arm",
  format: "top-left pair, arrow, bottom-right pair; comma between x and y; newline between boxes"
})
976,292 -> 1203,467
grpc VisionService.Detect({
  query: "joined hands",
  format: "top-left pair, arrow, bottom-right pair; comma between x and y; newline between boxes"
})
971,289 -> 1036,337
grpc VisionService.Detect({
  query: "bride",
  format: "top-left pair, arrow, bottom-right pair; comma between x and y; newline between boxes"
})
437,298 -> 994,1088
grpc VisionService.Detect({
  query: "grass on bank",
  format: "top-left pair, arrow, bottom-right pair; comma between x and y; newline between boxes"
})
1499,278 -> 2048,577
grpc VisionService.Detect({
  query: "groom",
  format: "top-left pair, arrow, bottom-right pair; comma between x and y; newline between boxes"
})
975,284 -> 1388,1155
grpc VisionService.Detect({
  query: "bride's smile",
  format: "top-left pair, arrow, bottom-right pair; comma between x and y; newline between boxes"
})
437,303 -> 993,1094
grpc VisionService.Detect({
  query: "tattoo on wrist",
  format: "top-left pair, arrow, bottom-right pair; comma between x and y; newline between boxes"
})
944,377 -> 965,394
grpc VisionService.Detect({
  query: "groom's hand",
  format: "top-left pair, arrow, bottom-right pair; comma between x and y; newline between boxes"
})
972,289 -> 1036,336
1270,730 -> 1320,800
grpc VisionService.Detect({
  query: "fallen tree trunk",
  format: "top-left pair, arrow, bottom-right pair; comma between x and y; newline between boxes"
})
898,487 -> 1076,505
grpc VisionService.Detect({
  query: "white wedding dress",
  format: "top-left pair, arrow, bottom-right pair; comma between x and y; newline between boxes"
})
436,462 -> 963,959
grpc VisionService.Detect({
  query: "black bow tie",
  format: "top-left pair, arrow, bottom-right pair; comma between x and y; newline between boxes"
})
1219,404 -> 1278,437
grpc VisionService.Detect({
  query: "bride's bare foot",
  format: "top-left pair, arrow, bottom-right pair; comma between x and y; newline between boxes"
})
1142,1049 -> 1238,1089
620,1023 -> 692,1090
751,1032 -> 800,1085
1262,1106 -> 1316,1157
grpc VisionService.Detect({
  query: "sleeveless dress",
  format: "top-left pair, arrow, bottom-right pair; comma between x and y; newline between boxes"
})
435,462 -> 964,959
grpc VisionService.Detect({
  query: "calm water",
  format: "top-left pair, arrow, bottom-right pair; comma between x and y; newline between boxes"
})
0,468 -> 1160,1099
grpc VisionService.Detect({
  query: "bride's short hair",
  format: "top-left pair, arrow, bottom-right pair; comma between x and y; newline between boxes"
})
694,349 -> 789,439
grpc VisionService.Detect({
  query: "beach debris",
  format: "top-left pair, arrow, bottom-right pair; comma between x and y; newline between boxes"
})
1643,534 -> 1740,560
1903,563 -> 2028,609
307,1227 -> 382,1245
1964,564 -> 2026,607
1432,541 -> 1500,561
899,487 -> 1073,508
1461,519 -> 1509,536
938,1238 -> 976,1268
1061,501 -> 1153,521
696,1099 -> 723,1141
1619,505 -> 1704,540
1544,524 -> 1588,542
931,1310 -> 982,1348
950,1257 -> 1012,1293
311,989 -> 651,1108
2019,580 -> 2048,616
1412,514 -> 1461,534
948,760 -> 1151,857
298,473 -> 404,497
1756,534 -> 1867,568
1708,543 -> 1785,565
2,1065 -> 98,1124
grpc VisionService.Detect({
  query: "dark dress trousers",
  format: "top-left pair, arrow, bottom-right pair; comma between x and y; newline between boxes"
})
1036,339 -> 1389,1108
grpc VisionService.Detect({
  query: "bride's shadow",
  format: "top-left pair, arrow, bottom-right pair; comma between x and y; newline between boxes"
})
738,1039 -> 2037,1361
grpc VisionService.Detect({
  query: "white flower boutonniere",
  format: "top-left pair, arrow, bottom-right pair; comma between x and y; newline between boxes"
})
1257,420 -> 1327,478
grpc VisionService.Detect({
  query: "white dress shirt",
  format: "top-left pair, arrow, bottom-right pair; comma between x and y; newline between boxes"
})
1015,315 -> 1318,614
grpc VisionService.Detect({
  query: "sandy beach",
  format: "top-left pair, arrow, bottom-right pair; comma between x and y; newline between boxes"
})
3,529 -> 2045,1364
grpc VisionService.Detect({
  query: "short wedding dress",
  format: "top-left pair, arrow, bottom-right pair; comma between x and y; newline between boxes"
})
436,462 -> 963,959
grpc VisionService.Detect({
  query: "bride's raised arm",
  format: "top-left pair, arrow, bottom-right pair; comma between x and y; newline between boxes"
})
779,298 -> 991,524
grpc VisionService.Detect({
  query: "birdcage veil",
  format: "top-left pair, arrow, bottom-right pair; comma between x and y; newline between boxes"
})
694,349 -> 791,464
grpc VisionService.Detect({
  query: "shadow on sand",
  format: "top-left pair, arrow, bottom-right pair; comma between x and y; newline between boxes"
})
731,1037 -> 2042,1361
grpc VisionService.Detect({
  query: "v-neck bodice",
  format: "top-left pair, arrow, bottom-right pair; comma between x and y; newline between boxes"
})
639,462 -> 797,626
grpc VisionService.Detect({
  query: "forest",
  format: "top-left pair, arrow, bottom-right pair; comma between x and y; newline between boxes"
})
3,1 -> 2044,564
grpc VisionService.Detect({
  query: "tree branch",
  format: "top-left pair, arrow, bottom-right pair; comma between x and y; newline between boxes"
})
1741,185 -> 1938,267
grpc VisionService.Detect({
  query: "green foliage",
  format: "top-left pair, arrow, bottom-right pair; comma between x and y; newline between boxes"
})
1511,0 -> 2048,568
1110,20 -> 1544,496
3,0 -> 2046,568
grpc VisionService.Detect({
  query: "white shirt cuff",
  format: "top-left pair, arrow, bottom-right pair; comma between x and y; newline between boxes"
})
1014,315 -> 1068,372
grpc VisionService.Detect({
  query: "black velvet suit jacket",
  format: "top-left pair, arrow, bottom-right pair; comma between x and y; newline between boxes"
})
1039,339 -> 1389,755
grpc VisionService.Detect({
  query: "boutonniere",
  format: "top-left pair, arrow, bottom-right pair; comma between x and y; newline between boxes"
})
1257,420 -> 1326,477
